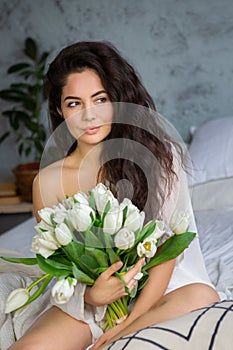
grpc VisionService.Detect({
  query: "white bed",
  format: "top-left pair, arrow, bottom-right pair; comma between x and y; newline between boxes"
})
0,116 -> 233,349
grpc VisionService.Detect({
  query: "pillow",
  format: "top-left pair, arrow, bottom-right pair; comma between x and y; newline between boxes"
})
190,176 -> 233,211
104,300 -> 233,349
188,117 -> 233,186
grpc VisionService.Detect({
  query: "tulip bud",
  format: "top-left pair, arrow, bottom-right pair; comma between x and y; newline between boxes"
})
169,210 -> 190,235
51,278 -> 77,304
103,203 -> 123,235
31,231 -> 60,258
68,203 -> 95,232
91,183 -> 118,216
150,220 -> 165,240
5,288 -> 30,314
55,222 -> 73,246
114,228 -> 135,250
53,203 -> 68,224
122,198 -> 145,232
38,207 -> 55,226
73,192 -> 89,206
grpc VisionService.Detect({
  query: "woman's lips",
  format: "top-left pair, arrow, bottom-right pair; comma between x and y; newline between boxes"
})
84,126 -> 100,135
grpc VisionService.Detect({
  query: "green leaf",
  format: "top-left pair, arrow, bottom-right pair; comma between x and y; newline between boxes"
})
77,255 -> 98,279
135,221 -> 156,245
137,271 -> 149,291
24,37 -> 37,60
143,232 -> 196,271
85,230 -> 104,249
123,249 -> 138,266
101,200 -> 111,222
63,241 -> 85,263
89,191 -> 96,212
0,89 -> 28,102
10,83 -> 31,90
106,248 -> 120,265
85,246 -> 109,267
2,110 -> 30,120
0,131 -> 10,143
80,254 -> 99,270
122,205 -> 128,224
7,63 -> 31,74
0,256 -> 38,265
39,51 -> 50,64
25,147 -> 31,156
36,254 -> 71,277
72,263 -> 95,285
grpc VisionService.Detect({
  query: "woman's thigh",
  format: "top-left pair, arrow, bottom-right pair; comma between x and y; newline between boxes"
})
9,306 -> 92,350
149,282 -> 220,325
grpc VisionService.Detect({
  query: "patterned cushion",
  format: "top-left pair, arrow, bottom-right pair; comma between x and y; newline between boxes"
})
104,300 -> 233,349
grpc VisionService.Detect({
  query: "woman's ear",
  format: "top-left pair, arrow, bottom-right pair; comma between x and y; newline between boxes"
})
57,107 -> 63,117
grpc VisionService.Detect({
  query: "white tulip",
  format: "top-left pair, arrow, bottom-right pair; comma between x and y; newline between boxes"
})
55,222 -> 73,246
51,278 -> 77,304
103,203 -> 123,235
38,207 -> 55,226
169,210 -> 190,235
34,220 -> 55,234
123,198 -> 145,232
31,231 -> 60,258
5,288 -> 30,314
68,203 -> 95,232
114,228 -> 135,250
92,183 -> 118,216
150,220 -> 165,240
53,203 -> 68,224
73,192 -> 89,206
62,196 -> 75,210
137,238 -> 157,258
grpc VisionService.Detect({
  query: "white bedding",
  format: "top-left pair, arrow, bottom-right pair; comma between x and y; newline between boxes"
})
195,208 -> 233,299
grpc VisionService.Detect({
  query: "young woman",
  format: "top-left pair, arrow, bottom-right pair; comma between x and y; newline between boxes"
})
9,41 -> 219,350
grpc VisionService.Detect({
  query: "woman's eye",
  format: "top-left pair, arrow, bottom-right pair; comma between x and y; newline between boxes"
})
96,97 -> 107,103
68,101 -> 80,107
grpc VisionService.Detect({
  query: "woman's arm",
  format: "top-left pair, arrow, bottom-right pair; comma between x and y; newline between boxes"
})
126,258 -> 176,322
91,258 -> 176,350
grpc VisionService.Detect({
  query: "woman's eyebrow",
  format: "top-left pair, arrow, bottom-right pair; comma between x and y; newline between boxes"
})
64,90 -> 107,102
91,90 -> 107,98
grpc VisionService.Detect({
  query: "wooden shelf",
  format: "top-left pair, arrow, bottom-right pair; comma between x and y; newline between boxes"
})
0,202 -> 33,214
0,182 -> 33,213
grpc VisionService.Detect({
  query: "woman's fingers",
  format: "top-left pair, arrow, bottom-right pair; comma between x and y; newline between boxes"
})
101,261 -> 123,279
127,278 -> 138,292
123,258 -> 145,284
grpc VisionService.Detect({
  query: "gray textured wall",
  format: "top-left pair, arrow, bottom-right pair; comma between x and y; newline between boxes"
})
1,0 -> 233,181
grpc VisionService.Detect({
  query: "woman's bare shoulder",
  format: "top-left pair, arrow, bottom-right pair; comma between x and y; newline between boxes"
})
33,159 -> 67,212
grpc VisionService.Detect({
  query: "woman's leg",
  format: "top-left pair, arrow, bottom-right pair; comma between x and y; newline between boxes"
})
110,283 -> 220,341
9,306 -> 92,350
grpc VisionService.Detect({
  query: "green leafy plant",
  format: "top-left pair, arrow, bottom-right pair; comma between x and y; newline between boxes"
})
0,37 -> 50,161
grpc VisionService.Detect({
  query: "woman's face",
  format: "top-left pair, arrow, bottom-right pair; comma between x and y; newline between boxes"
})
59,69 -> 113,147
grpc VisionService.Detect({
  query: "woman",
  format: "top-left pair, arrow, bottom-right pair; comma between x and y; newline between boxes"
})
9,41 -> 219,350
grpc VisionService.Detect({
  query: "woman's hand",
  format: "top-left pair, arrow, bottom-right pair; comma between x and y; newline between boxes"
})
91,322 -> 126,350
85,259 -> 144,306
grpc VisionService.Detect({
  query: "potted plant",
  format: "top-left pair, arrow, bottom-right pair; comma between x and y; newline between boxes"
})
0,37 -> 50,202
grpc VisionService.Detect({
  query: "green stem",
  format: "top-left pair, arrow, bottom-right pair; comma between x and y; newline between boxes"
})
105,308 -> 114,328
27,274 -> 50,292
116,297 -> 128,315
110,301 -> 124,318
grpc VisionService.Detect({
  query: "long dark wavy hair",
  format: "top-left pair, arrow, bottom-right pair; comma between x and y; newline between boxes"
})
44,41 -> 182,222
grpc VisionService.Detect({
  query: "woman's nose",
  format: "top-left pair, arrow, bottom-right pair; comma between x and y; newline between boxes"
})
82,106 -> 96,121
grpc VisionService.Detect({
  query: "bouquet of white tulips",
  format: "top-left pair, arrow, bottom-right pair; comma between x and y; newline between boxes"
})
1,183 -> 195,330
